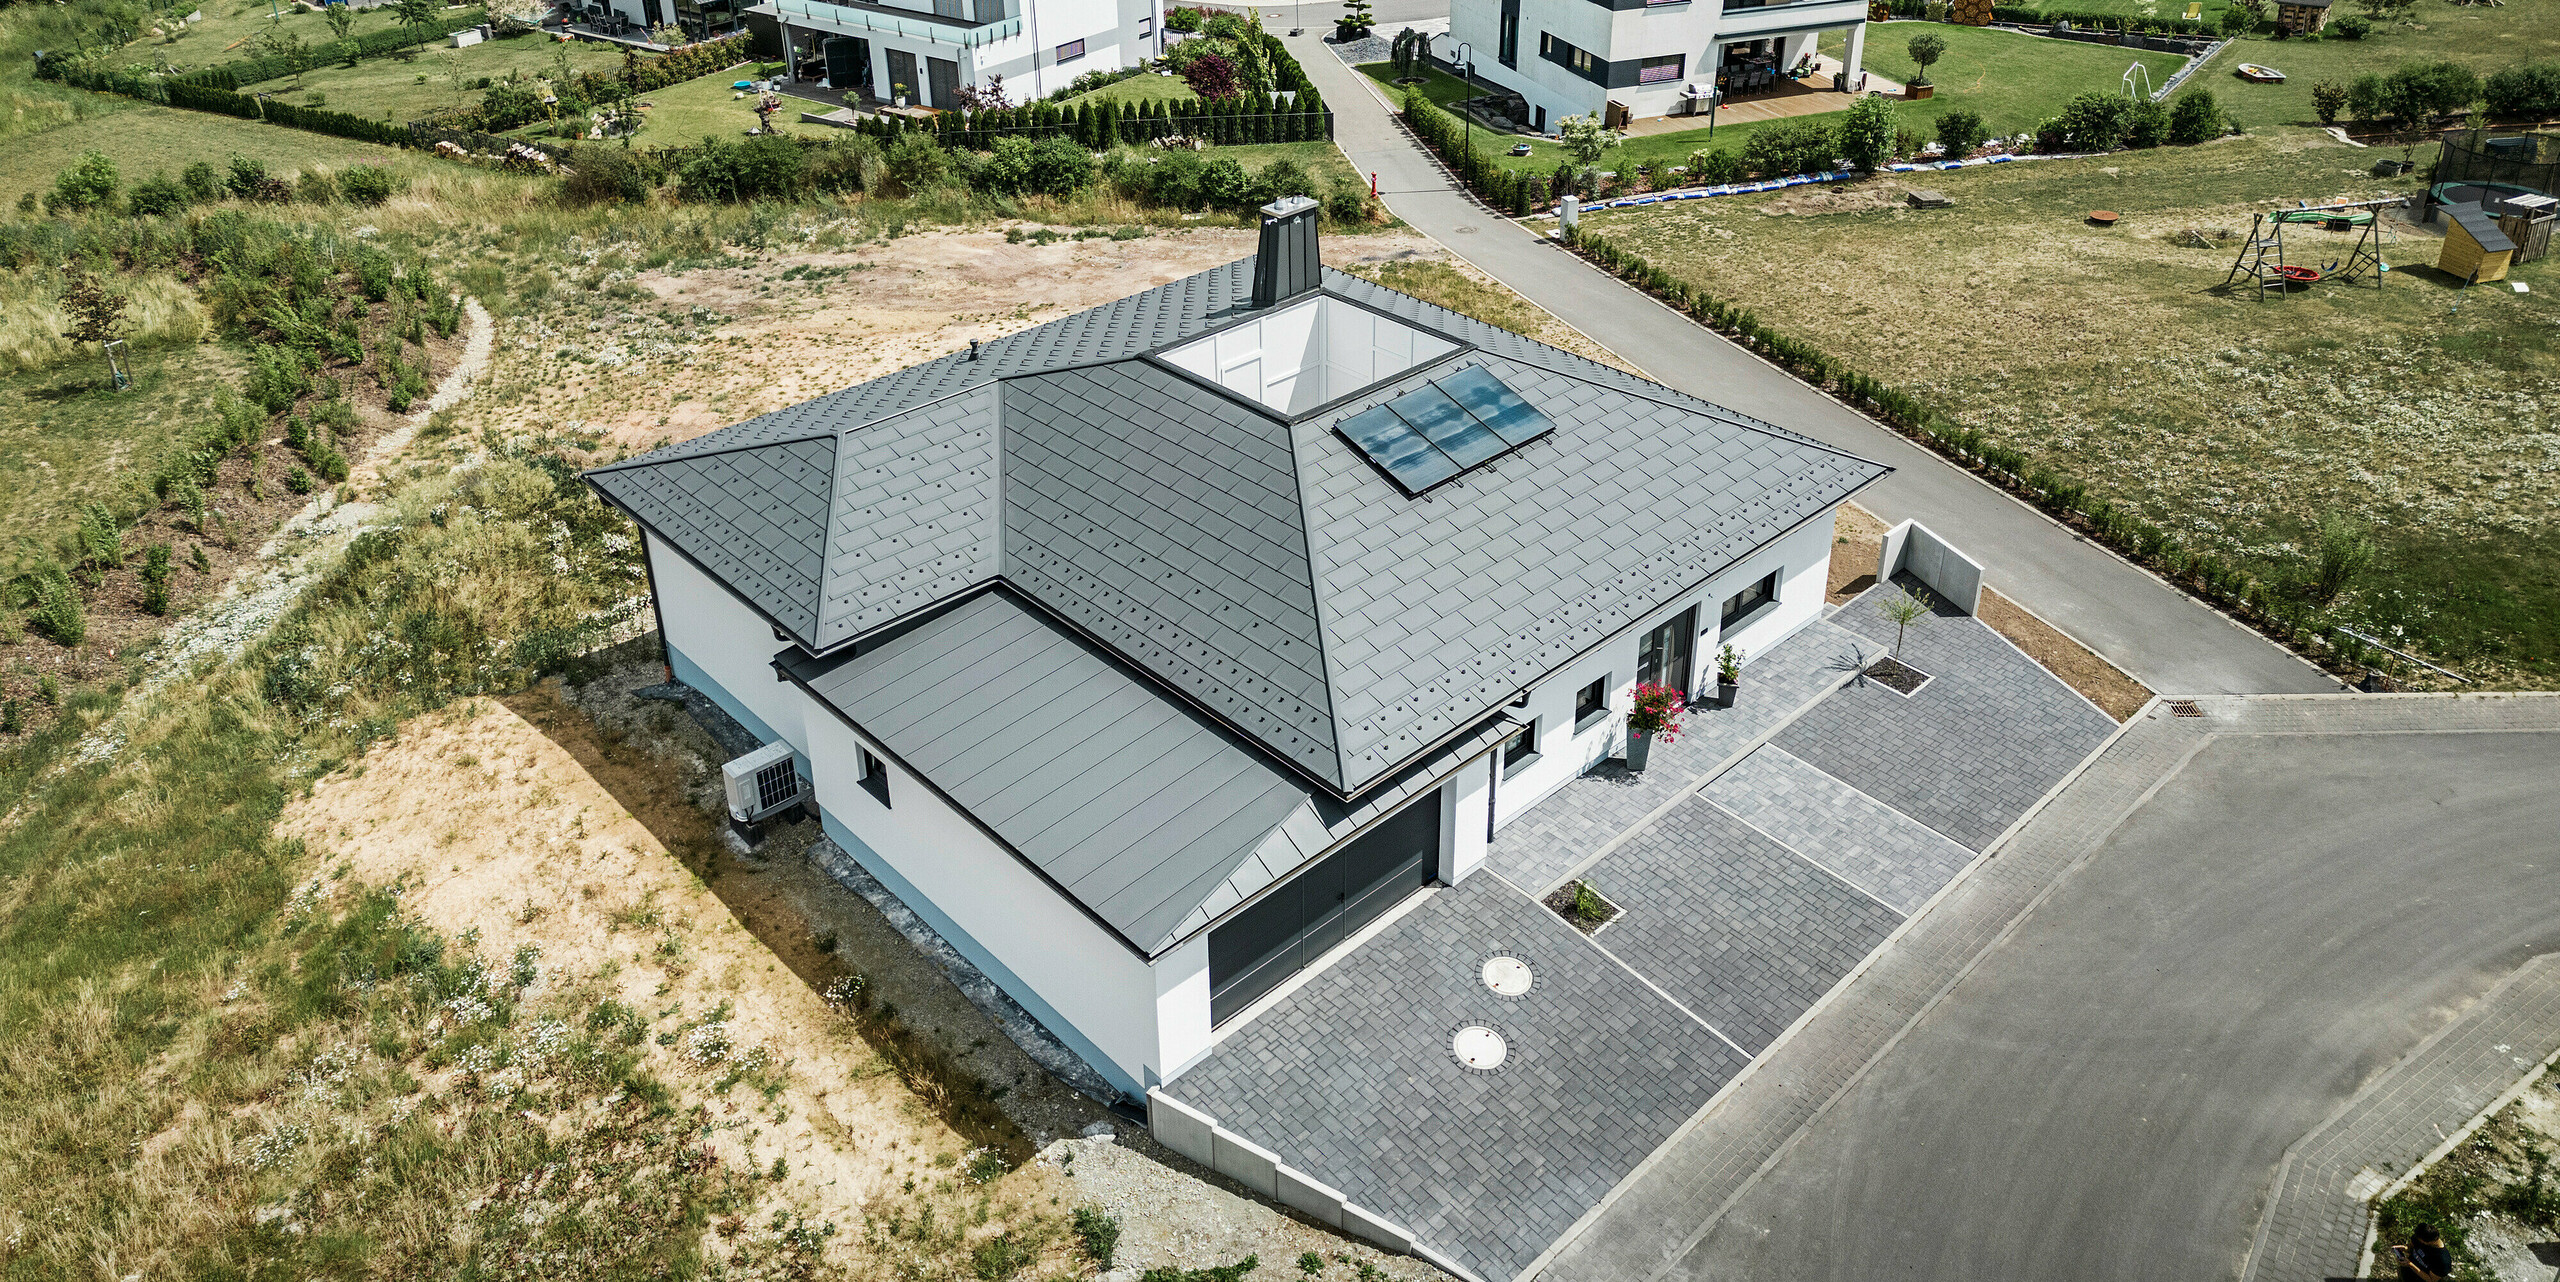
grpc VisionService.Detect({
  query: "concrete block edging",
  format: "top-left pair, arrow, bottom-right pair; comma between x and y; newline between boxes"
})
1146,1088 -> 1431,1263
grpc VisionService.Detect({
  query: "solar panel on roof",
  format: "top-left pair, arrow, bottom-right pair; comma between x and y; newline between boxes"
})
1388,386 -> 1506,467
1337,367 -> 1556,496
1438,365 -> 1555,447
1340,405 -> 1461,492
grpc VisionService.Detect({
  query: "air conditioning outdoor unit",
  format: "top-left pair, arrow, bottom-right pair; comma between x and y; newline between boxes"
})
720,741 -> 806,826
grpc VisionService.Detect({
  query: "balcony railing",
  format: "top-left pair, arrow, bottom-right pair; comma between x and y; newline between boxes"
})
1721,0 -> 1864,12
761,0 -> 1022,46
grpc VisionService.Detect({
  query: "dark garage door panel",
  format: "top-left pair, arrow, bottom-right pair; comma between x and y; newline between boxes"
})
1209,794 -> 1439,1025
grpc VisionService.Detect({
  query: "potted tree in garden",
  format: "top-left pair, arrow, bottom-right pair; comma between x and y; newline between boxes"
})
1905,32 -> 1945,100
1714,644 -> 1743,708
1624,682 -> 1685,773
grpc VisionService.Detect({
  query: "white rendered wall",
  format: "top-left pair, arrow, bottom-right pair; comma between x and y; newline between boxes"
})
805,708 -> 1167,1095
1153,934 -> 1213,1083
1160,297 -> 1457,415
1488,508 -> 1838,834
1444,758 -> 1492,883
648,533 -> 807,758
1453,0 -> 1866,126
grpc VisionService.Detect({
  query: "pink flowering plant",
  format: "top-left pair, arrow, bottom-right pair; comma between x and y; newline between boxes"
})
1627,681 -> 1686,743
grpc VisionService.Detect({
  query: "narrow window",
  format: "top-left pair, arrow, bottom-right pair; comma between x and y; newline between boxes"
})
1638,54 -> 1683,83
1574,677 -> 1610,733
1056,37 -> 1085,62
860,746 -> 891,808
1502,719 -> 1540,777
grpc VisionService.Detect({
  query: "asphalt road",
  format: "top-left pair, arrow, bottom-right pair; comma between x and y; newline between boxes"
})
1662,727 -> 2560,1282
1288,33 -> 2337,696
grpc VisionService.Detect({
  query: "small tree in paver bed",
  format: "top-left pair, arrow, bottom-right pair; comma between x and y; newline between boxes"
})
1906,32 -> 1947,87
1876,584 -> 1935,656
1573,881 -> 1609,923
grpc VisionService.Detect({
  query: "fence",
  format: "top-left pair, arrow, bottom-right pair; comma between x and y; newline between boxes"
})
2432,129 -> 2560,196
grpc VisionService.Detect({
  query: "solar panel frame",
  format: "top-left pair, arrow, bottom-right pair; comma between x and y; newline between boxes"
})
1386,386 -> 1507,468
1437,365 -> 1556,447
1338,404 -> 1461,493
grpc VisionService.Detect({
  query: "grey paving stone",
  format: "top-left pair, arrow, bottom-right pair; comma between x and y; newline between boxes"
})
1701,746 -> 1979,915
1774,580 -> 2116,851
1163,875 -> 1742,1282
1486,617 -> 1873,894
1579,798 -> 1905,1054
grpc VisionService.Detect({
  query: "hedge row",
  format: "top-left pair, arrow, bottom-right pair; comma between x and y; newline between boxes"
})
1400,90 -> 1545,215
1565,226 -> 2376,675
861,91 -> 1333,150
183,7 -> 493,89
629,32 -> 754,93
54,62 -> 418,147
1873,0 -> 2214,34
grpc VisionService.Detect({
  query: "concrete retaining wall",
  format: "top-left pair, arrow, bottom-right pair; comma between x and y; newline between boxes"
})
1147,1088 -> 1438,1265
1877,519 -> 1985,615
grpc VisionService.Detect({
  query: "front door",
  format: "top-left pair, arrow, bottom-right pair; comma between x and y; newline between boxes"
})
1638,605 -> 1698,699
886,47 -> 918,102
1208,793 -> 1440,1026
925,55 -> 960,109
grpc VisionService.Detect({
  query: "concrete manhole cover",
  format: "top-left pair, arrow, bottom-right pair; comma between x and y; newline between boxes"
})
1481,955 -> 1533,996
1452,1025 -> 1507,1071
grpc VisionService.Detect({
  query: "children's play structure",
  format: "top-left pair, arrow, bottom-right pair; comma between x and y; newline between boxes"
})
2221,198 -> 2398,298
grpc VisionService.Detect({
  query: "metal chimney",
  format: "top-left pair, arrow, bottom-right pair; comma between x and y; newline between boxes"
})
1251,194 -> 1321,308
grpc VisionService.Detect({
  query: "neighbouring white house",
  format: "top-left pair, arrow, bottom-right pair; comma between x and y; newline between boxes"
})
585,199 -> 1889,1105
1446,0 -> 1870,130
737,0 -> 1157,107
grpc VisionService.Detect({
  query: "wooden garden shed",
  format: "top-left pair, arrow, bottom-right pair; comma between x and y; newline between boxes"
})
2437,205 -> 2517,283
2273,0 -> 2330,34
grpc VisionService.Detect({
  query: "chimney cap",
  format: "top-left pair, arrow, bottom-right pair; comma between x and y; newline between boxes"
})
1259,194 -> 1320,220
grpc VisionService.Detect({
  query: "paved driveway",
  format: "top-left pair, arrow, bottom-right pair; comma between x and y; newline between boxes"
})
1604,705 -> 2560,1282
1289,30 -> 2336,697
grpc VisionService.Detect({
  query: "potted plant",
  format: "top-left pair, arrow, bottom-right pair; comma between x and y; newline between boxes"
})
892,81 -> 908,108
1624,682 -> 1684,773
1715,644 -> 1743,708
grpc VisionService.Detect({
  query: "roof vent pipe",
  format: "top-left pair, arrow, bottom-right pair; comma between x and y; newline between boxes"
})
1251,194 -> 1321,308
969,339 -> 980,361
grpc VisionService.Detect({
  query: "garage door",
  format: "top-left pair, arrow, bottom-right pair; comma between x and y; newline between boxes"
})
1209,793 -> 1440,1026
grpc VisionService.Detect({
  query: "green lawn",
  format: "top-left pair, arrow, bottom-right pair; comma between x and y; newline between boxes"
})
1585,132 -> 2560,680
1064,69 -> 1200,106
1198,138 -> 1366,189
1356,60 -> 1475,108
0,343 -> 246,551
628,66 -> 845,142
1477,24 -> 2189,176
257,30 -> 626,125
0,99 -> 416,207
2202,11 -> 2560,131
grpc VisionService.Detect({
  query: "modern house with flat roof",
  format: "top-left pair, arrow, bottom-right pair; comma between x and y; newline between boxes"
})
585,201 -> 1888,1108
1448,0 -> 1870,130
739,0 -> 1155,108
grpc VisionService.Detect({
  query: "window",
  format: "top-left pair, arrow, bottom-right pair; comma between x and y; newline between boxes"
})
1722,570 -> 1779,629
859,746 -> 891,808
1055,37 -> 1084,62
1502,719 -> 1540,777
1575,677 -> 1610,733
1637,54 -> 1684,83
1498,0 -> 1519,66
1540,33 -> 1609,85
1139,14 -> 1151,36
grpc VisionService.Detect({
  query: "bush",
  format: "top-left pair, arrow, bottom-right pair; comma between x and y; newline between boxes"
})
2167,88 -> 2225,144
1835,93 -> 1895,171
226,153 -> 269,199
977,134 -> 1095,197
339,164 -> 401,206
1687,147 -> 1745,184
1198,156 -> 1252,211
2123,97 -> 2171,148
1323,180 -> 1370,223
2351,60 -> 2482,127
2046,91 -> 2132,151
1252,156 -> 1316,204
2312,79 -> 2349,125
2330,13 -> 2369,37
882,132 -> 951,196
182,160 -> 223,202
295,170 -> 339,204
49,150 -> 119,212
17,568 -> 86,647
561,148 -> 650,204
1182,51 -> 1242,100
140,543 -> 173,616
678,134 -> 805,202
1740,118 -> 1837,175
128,171 -> 193,217
2484,61 -> 2560,118
1935,108 -> 1990,159
1073,1206 -> 1120,1269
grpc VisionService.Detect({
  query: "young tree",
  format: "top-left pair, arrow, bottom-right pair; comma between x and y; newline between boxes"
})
48,150 -> 120,212
1875,584 -> 1935,656
393,0 -> 439,52
1557,112 -> 1618,170
1836,92 -> 1895,170
59,268 -> 129,387
1182,51 -> 1241,100
2311,513 -> 2374,605
1935,106 -> 1989,158
2311,80 -> 2348,126
1905,31 -> 1947,86
325,1 -> 353,42
1338,0 -> 1373,35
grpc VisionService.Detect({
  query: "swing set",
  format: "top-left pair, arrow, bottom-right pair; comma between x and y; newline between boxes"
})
2220,198 -> 2401,299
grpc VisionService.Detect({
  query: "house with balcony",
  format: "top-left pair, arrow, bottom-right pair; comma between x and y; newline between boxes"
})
738,0 -> 1155,107
1449,0 -> 1871,130
584,200 -> 1889,1107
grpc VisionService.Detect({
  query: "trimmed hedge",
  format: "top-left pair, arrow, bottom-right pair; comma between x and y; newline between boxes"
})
186,7 -> 492,89
1564,225 -> 2372,674
1875,0 -> 2214,35
859,91 -> 1333,150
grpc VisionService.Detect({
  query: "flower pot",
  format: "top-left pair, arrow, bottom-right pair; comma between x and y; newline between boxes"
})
1905,83 -> 1934,100
1625,729 -> 1652,772
1717,679 -> 1739,708
893,94 -> 908,108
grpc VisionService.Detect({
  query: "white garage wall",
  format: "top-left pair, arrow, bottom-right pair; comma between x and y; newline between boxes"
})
647,534 -> 807,761
803,707 -> 1164,1097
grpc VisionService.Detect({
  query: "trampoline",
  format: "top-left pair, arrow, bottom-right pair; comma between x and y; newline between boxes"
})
2431,180 -> 2547,213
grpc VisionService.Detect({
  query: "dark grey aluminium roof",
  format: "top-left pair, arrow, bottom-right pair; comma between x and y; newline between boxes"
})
590,255 -> 1889,800
780,589 -> 1514,957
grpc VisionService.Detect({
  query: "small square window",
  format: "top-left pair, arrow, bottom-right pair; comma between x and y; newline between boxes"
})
1502,719 -> 1540,777
1056,37 -> 1084,62
1574,677 -> 1610,733
859,746 -> 890,808
1722,570 -> 1779,629
1138,15 -> 1151,36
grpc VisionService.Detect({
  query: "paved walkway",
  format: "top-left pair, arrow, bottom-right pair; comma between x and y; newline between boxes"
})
1294,28 -> 2337,696
1541,694 -> 2560,1282
2241,953 -> 2560,1282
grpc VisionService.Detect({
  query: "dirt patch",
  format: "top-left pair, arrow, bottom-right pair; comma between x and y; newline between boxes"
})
2370,1060 -> 2560,1281
1827,501 -> 1891,604
1757,180 -> 1912,217
1542,879 -> 1622,936
1043,1135 -> 1447,1281
1863,654 -> 1931,695
1977,588 -> 2153,721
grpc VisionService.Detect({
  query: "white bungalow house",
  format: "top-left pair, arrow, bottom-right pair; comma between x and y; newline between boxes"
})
585,200 -> 1889,1105
737,0 -> 1157,107
1446,0 -> 1872,130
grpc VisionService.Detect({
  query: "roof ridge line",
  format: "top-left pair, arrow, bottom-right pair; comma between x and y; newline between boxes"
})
1280,397 -> 1353,796
1478,351 -> 1891,470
